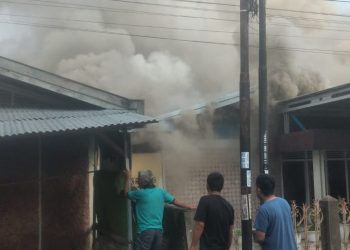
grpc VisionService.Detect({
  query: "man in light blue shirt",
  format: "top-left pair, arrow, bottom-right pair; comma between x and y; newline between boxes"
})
124,170 -> 194,250
254,174 -> 297,250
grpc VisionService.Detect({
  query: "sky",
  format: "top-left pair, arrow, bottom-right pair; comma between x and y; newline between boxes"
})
0,0 -> 350,115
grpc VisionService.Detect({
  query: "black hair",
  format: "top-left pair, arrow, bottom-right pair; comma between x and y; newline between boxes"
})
256,174 -> 275,196
207,172 -> 224,192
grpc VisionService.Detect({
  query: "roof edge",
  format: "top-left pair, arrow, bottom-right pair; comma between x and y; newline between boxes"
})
277,82 -> 350,113
0,56 -> 144,113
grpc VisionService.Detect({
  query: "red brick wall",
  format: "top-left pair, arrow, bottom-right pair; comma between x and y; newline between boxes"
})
0,137 -> 39,250
42,134 -> 90,250
0,134 -> 91,250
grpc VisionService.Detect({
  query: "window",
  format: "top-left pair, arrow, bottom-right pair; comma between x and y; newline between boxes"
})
282,152 -> 314,205
326,151 -> 350,200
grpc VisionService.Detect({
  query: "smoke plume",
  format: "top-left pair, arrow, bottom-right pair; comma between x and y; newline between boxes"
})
1,0 -> 350,113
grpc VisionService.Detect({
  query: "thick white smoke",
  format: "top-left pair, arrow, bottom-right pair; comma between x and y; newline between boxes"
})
0,0 -> 349,112
57,49 -> 198,114
0,2 -> 238,114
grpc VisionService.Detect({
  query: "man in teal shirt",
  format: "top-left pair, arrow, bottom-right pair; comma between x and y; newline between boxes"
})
124,170 -> 194,250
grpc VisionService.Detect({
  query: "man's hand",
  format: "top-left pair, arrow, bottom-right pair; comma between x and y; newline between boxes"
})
254,230 -> 266,245
173,199 -> 196,210
190,221 -> 204,250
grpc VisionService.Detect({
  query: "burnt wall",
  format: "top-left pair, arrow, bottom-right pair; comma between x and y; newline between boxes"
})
0,133 -> 91,250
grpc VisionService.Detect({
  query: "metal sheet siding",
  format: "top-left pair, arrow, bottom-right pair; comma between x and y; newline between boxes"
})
0,109 -> 156,138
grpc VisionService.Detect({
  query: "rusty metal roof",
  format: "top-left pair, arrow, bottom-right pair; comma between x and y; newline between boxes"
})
0,108 -> 157,138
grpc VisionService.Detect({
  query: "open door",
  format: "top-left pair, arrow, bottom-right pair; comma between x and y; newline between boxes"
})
93,132 -> 133,250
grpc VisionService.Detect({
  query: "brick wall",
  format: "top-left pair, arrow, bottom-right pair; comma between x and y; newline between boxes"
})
0,134 -> 91,250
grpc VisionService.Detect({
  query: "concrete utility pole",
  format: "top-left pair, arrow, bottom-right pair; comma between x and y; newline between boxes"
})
239,0 -> 253,249
259,0 -> 269,174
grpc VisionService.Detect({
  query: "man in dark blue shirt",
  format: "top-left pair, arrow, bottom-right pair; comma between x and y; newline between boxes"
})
254,174 -> 297,250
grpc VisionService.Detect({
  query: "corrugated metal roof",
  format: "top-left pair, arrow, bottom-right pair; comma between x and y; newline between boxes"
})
156,89 -> 258,120
278,82 -> 350,113
0,108 -> 157,138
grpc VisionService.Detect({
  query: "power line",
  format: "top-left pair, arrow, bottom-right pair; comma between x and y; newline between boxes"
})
0,0 -> 240,23
267,7 -> 350,19
252,17 -> 350,33
0,19 -> 237,46
4,12 -> 350,42
111,0 -> 350,27
267,21 -> 350,33
267,13 -> 350,26
325,0 -> 350,3
0,13 -> 236,34
1,19 -> 350,56
5,0 -> 350,21
3,0 -> 350,21
110,0 -> 239,14
112,0 -> 350,18
3,0 -> 350,33
250,22 -> 350,41
164,0 -> 239,7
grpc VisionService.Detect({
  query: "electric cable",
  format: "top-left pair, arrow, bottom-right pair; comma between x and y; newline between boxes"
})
110,0 -> 239,14
0,0 -> 240,23
1,19 -> 350,56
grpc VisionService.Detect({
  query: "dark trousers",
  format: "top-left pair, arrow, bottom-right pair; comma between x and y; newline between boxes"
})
136,229 -> 162,250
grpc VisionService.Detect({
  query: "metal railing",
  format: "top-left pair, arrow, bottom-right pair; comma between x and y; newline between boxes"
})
339,198 -> 350,250
291,200 -> 323,250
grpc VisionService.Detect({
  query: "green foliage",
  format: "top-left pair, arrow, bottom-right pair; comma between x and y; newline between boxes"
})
234,229 -> 242,237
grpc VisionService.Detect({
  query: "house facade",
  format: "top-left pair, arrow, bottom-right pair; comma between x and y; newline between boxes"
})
0,56 -> 155,250
133,83 -> 350,234
276,83 -> 350,205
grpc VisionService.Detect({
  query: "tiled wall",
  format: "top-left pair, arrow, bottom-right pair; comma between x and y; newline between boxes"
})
163,140 -> 244,227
